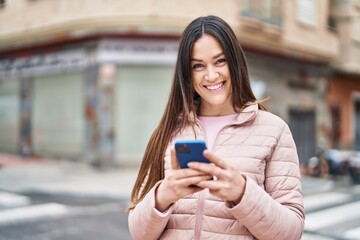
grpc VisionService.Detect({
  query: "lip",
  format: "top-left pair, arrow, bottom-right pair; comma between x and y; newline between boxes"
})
204,81 -> 225,91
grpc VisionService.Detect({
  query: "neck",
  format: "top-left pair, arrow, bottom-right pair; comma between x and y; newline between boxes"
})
198,104 -> 237,116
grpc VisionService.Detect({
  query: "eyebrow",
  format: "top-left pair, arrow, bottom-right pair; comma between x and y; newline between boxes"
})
191,52 -> 224,62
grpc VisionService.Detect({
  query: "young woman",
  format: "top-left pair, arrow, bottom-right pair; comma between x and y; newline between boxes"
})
128,15 -> 304,240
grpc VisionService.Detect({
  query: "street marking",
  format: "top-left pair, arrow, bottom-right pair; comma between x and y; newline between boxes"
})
305,201 -> 360,231
343,226 -> 360,239
0,191 -> 30,208
0,203 -> 69,226
303,192 -> 351,212
351,185 -> 360,195
301,232 -> 336,240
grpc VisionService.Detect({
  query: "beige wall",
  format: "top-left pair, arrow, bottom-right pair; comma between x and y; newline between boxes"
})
0,0 -> 239,48
283,0 -> 338,60
238,0 -> 338,62
0,0 -> 338,63
330,0 -> 360,74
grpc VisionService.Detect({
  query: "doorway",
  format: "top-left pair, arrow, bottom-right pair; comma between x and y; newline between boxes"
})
289,109 -> 316,164
354,100 -> 360,150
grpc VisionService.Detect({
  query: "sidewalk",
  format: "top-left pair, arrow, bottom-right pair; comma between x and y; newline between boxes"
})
0,153 -> 335,199
0,154 -> 138,200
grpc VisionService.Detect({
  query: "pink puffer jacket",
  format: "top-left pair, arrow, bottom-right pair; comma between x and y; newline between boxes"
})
129,104 -> 304,240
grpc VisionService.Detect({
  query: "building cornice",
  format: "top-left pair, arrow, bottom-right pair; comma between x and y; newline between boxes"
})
0,32 -> 181,58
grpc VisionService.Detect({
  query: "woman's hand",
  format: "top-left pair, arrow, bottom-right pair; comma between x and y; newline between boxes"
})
155,147 -> 211,212
187,150 -> 246,205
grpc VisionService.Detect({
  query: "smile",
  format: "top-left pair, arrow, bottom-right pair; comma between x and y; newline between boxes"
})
205,82 -> 224,91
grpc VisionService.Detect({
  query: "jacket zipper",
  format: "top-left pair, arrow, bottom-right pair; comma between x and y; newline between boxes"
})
193,121 -> 206,240
194,190 -> 206,240
193,119 -> 234,239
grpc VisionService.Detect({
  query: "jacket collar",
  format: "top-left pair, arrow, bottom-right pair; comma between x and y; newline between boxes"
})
189,103 -> 259,126
233,103 -> 258,125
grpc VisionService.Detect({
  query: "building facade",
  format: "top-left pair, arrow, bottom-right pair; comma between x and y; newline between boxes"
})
327,0 -> 360,150
0,0 -> 338,166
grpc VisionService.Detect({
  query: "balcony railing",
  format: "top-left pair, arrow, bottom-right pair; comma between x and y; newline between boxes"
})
241,0 -> 283,26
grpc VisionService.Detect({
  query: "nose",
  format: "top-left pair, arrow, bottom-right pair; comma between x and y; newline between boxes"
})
205,67 -> 219,82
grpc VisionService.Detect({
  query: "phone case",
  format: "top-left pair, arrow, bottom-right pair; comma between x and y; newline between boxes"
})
175,140 -> 209,168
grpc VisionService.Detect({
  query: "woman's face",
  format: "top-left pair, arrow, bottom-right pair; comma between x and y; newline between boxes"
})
191,34 -> 233,116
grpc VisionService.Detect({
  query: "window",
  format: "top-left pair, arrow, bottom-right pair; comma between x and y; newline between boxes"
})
327,16 -> 337,31
353,18 -> 360,42
297,0 -> 317,26
241,0 -> 283,26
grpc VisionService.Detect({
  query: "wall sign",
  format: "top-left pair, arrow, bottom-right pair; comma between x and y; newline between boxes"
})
0,49 -> 88,78
96,39 -> 178,65
0,38 -> 179,78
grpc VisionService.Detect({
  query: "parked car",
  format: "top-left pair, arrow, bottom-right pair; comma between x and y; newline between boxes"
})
323,149 -> 353,175
349,153 -> 360,183
307,149 -> 360,183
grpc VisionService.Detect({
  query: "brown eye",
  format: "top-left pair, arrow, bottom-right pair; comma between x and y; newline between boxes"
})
192,63 -> 204,70
216,58 -> 227,65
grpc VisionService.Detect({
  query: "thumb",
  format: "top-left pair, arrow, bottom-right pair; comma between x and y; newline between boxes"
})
170,147 -> 180,169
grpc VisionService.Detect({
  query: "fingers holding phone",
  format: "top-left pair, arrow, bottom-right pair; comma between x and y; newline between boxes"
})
155,143 -> 211,212
170,146 -> 180,170
170,144 -> 211,184
187,150 -> 246,204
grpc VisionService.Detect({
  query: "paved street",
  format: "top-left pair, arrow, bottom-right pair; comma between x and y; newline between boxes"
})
0,155 -> 135,240
0,191 -> 131,240
302,176 -> 360,240
1,156 -> 360,240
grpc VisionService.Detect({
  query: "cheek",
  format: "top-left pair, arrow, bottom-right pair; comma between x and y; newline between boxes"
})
192,73 -> 203,87
221,67 -> 231,78
191,76 -> 198,94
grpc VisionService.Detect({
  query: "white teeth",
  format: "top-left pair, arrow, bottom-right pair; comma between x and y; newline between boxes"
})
206,82 -> 223,90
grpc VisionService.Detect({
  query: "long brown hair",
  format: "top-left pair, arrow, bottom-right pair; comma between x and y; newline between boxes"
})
128,15 -> 264,211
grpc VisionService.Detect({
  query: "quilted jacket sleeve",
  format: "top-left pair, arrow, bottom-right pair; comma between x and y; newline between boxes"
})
128,146 -> 174,240
128,181 -> 175,240
228,123 -> 305,240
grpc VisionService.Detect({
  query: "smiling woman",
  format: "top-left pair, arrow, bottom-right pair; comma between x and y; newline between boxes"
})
191,35 -> 233,116
128,15 -> 304,240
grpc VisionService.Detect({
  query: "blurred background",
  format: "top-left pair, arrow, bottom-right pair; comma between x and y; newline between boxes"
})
0,0 -> 360,239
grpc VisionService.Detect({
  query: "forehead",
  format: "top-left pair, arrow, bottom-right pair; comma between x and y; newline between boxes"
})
191,35 -> 223,58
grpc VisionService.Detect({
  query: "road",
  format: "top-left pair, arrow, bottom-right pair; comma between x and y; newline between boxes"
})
0,176 -> 360,240
302,176 -> 360,240
0,191 -> 131,240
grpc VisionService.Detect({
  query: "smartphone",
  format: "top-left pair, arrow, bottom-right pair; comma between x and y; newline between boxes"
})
175,140 -> 210,168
